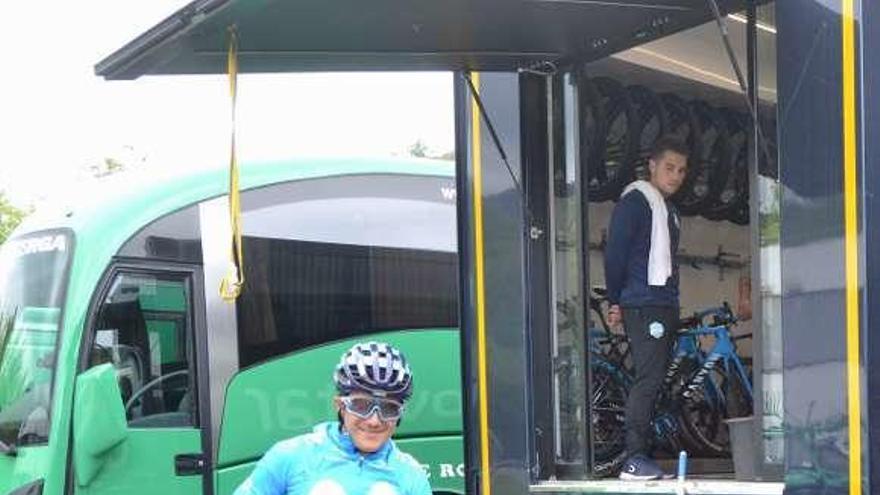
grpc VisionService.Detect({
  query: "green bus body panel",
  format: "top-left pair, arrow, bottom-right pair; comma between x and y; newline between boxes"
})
15,157 -> 454,244
4,158 -> 453,494
215,462 -> 255,495
0,446 -> 50,494
74,429 -> 202,495
394,436 -> 465,494
218,329 -> 463,466
72,364 -> 128,486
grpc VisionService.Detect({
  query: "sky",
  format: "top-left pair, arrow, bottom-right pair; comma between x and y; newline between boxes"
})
0,1 -> 454,207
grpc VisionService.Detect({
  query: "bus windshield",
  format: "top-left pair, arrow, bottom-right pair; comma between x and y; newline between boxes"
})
0,231 -> 71,450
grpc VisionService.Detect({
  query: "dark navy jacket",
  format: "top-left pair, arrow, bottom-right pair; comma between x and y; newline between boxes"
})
604,189 -> 680,308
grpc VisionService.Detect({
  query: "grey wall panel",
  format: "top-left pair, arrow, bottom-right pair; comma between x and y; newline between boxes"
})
861,0 -> 880,492
778,1 -> 852,491
457,71 -> 533,495
478,72 -> 532,494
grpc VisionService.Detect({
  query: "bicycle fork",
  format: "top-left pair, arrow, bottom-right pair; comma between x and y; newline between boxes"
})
683,351 -> 725,400
665,334 -> 698,386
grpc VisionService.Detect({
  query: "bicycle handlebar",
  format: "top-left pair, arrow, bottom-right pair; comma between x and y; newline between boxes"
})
684,302 -> 736,327
590,291 -> 737,332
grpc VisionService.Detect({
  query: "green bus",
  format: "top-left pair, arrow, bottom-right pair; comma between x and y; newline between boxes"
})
0,157 -> 464,495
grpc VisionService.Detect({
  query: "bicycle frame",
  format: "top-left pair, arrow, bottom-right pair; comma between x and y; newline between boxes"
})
682,322 -> 753,411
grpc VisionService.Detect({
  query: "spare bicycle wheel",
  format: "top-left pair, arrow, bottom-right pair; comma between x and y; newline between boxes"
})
627,85 -> 669,182
587,77 -> 641,202
704,109 -> 749,223
672,100 -> 732,216
678,358 -> 752,457
590,356 -> 630,477
661,93 -> 702,161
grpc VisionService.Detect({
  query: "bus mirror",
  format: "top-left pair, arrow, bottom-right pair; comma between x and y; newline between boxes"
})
73,363 -> 128,486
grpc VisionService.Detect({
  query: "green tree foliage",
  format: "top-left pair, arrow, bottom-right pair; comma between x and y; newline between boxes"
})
759,182 -> 781,247
89,157 -> 126,178
408,140 -> 429,158
0,192 -> 30,245
408,139 -> 453,160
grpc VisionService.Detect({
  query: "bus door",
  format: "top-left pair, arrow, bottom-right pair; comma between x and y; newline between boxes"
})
73,264 -> 209,495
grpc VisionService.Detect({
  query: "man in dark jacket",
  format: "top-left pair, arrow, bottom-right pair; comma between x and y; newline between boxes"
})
604,136 -> 689,480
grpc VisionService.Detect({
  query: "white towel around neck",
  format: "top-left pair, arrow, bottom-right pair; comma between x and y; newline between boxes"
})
621,180 -> 672,286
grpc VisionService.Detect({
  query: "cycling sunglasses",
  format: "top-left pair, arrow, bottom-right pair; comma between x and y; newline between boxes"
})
341,396 -> 405,421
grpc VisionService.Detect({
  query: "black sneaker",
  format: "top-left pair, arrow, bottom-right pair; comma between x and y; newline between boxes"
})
618,454 -> 666,481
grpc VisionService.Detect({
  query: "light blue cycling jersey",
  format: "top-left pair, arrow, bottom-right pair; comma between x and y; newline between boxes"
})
234,421 -> 432,495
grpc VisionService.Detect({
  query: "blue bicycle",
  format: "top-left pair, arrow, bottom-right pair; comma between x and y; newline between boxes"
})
588,324 -> 697,474
587,294 -> 754,471
587,291 -> 696,473
677,303 -> 754,456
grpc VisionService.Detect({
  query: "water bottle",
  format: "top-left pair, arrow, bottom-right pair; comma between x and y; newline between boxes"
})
677,450 -> 687,482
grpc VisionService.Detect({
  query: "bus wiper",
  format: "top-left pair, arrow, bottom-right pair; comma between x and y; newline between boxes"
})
0,439 -> 17,456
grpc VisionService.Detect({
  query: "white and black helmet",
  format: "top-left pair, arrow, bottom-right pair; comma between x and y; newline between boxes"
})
334,341 -> 413,401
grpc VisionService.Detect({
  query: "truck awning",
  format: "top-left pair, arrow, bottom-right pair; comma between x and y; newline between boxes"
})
95,0 -> 747,80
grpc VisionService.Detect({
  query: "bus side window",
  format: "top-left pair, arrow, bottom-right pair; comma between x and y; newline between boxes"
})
234,176 -> 459,369
87,272 -> 196,428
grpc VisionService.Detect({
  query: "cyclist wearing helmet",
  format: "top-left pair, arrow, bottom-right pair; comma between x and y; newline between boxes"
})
233,341 -> 431,495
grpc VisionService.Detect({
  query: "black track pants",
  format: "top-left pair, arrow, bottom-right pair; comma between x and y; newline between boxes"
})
622,305 -> 678,457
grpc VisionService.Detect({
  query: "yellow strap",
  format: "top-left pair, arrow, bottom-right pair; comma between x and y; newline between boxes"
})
220,26 -> 245,302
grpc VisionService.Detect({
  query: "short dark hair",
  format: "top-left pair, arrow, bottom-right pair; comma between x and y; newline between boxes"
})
649,136 -> 690,162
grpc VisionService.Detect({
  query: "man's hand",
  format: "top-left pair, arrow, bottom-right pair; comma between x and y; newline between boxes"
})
606,304 -> 622,328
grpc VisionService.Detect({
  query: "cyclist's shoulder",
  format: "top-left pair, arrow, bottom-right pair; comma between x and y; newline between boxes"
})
267,423 -> 334,458
618,188 -> 651,209
611,189 -> 651,226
